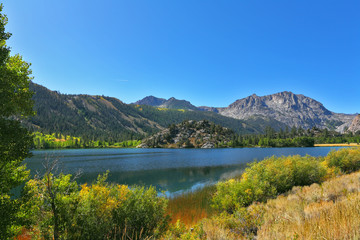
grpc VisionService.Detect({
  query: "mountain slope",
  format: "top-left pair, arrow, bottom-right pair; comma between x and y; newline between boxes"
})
217,91 -> 354,131
27,83 -> 270,141
132,104 -> 287,134
28,82 -> 163,141
159,97 -> 198,111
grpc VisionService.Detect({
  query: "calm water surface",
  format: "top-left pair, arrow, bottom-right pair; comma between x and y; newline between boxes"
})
25,147 -> 343,196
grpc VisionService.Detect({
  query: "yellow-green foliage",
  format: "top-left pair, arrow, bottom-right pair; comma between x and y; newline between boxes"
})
20,172 -> 169,240
113,140 -> 141,148
325,147 -> 360,173
19,173 -> 79,240
212,155 -> 327,213
33,132 -> 141,149
156,107 -> 186,112
33,132 -> 83,149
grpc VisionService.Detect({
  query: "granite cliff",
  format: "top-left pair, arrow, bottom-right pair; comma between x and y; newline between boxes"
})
216,92 -> 354,131
348,115 -> 360,134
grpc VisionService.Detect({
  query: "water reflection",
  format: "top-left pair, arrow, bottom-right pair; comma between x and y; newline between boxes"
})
25,147 -> 343,196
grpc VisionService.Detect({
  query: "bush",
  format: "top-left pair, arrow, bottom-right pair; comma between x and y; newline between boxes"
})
112,186 -> 170,239
213,155 -> 327,213
20,172 -> 169,240
69,173 -> 128,240
325,148 -> 360,173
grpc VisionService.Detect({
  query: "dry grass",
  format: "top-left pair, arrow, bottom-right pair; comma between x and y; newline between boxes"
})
257,171 -> 360,239
201,219 -> 239,240
315,143 -> 360,147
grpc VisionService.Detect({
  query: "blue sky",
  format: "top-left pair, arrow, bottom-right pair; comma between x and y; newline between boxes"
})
3,0 -> 359,113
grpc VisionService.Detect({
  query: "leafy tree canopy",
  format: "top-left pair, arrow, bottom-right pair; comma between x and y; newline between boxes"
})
0,3 -> 34,238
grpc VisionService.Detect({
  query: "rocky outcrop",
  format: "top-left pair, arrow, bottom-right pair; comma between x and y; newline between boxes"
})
138,120 -> 233,148
217,92 -> 355,131
348,115 -> 360,134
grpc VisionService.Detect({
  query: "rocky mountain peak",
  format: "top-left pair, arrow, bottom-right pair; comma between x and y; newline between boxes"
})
159,97 -> 198,111
348,115 -> 360,134
134,96 -> 166,106
218,91 -> 351,130
135,96 -> 198,111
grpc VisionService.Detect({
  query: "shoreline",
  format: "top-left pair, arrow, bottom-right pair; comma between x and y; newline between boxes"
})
315,143 -> 359,147
31,144 -> 358,150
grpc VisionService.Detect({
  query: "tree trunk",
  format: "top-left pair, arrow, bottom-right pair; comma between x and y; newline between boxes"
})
51,199 -> 59,240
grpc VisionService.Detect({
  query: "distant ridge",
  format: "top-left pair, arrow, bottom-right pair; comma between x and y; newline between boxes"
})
134,91 -> 355,131
135,96 -> 198,111
217,91 -> 355,131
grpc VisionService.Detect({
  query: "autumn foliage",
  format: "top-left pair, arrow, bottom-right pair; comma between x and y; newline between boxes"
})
19,172 -> 169,239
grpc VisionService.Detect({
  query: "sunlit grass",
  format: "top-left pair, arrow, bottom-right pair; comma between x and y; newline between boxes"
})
257,171 -> 360,239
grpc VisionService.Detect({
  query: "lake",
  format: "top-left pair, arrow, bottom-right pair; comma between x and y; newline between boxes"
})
25,147 -> 343,196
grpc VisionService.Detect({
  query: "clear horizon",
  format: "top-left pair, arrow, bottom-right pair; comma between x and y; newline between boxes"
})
4,0 -> 359,114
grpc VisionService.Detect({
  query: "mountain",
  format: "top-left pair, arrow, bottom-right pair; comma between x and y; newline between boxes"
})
28,83 -> 355,142
348,115 -> 360,134
134,92 -> 355,132
134,96 -> 166,106
27,82 -> 163,141
27,83 -> 268,141
198,106 -> 219,113
133,104 -> 286,134
138,120 -> 234,148
158,97 -> 198,111
217,91 -> 355,131
135,96 -> 198,111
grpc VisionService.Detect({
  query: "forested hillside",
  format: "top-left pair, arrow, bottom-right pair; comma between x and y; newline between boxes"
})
27,82 -> 162,142
26,82 -> 285,142
132,104 -> 287,135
